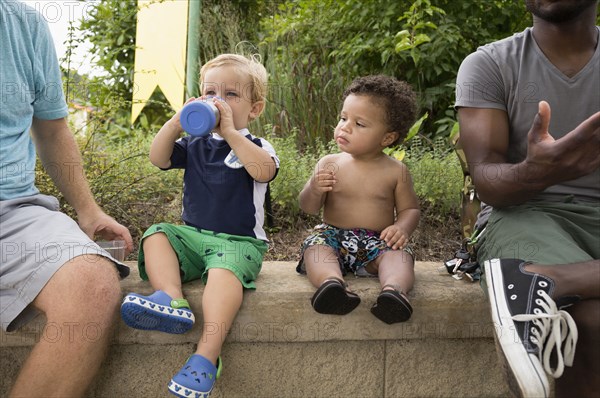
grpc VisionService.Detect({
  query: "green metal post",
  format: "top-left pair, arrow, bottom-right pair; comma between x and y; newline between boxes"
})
186,0 -> 201,98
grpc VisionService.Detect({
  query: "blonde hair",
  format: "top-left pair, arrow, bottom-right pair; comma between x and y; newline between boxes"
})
200,54 -> 268,105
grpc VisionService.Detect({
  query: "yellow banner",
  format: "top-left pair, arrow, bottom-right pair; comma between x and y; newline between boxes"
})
131,0 -> 188,123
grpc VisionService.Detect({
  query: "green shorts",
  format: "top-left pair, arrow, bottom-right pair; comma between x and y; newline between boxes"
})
476,199 -> 600,265
138,223 -> 268,289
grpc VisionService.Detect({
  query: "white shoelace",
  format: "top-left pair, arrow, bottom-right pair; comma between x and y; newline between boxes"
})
512,290 -> 578,378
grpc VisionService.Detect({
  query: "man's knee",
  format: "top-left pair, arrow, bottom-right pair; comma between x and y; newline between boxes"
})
71,255 -> 122,306
39,255 -> 122,321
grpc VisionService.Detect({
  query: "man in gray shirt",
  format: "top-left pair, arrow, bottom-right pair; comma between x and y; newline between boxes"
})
455,1 -> 599,397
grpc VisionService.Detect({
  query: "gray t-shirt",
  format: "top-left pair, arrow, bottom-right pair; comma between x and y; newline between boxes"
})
455,27 -> 600,202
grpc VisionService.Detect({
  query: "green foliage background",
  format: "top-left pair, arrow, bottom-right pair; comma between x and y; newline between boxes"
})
260,0 -> 529,146
42,0 -> 544,247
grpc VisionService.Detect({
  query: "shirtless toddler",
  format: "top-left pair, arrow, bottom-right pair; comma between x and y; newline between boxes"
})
298,75 -> 421,324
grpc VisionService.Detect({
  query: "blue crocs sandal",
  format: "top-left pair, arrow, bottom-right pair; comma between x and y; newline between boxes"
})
168,355 -> 222,398
121,290 -> 194,334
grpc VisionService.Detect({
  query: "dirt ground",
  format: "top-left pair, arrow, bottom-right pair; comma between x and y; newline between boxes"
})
263,208 -> 462,264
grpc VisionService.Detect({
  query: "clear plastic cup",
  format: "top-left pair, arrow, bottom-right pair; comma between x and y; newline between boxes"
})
96,240 -> 126,262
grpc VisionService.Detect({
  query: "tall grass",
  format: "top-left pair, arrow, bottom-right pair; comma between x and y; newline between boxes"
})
260,49 -> 349,149
195,1 -> 249,67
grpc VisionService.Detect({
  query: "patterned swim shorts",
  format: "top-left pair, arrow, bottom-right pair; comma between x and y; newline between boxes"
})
296,223 -> 413,276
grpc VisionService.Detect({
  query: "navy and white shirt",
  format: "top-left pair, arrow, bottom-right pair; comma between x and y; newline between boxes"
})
168,128 -> 279,241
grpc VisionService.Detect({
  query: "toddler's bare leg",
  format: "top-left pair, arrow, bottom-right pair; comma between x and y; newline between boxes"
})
143,233 -> 184,299
372,250 -> 415,293
303,245 -> 360,315
195,268 -> 243,365
303,245 -> 343,288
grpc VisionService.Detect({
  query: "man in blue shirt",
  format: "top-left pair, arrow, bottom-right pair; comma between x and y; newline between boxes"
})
1,1 -> 133,395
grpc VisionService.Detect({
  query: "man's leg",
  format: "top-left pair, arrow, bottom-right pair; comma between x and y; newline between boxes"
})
484,258 -> 599,398
479,202 -> 599,397
559,299 -> 600,398
524,260 -> 600,300
9,256 -> 121,398
525,260 -> 600,398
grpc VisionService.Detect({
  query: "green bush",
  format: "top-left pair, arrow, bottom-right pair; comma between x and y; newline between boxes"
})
404,145 -> 462,217
265,127 -> 337,227
259,0 -> 530,147
34,118 -> 461,254
35,126 -> 183,246
55,0 -> 470,249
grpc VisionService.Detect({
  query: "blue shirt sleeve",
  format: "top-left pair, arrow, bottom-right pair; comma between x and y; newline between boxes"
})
168,136 -> 190,169
30,10 -> 68,120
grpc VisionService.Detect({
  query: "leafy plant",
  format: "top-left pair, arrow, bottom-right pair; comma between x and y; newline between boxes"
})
59,0 -> 532,251
259,0 -> 530,147
404,150 -> 462,217
78,0 -> 137,115
35,126 -> 183,248
384,112 -> 428,161
265,128 -> 336,227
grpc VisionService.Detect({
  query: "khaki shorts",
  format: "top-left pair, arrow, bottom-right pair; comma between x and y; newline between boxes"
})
476,199 -> 600,265
0,194 -> 129,332
138,223 -> 268,289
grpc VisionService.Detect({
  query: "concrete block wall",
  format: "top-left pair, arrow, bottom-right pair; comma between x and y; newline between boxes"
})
0,262 -> 511,397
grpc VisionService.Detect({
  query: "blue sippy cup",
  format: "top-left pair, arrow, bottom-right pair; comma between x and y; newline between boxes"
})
180,97 -> 220,137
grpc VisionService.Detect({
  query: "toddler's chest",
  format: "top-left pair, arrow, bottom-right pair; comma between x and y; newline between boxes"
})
332,170 -> 395,200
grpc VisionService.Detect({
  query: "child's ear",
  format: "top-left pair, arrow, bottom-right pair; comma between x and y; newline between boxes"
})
249,100 -> 265,121
382,131 -> 400,147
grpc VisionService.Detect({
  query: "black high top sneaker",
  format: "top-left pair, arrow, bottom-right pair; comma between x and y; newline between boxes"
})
484,258 -> 578,398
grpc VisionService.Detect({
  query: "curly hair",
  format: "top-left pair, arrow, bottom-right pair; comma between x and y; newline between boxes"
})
342,75 -> 417,146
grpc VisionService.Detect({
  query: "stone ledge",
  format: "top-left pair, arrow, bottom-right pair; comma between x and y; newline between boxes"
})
1,261 -> 512,398
1,261 -> 494,347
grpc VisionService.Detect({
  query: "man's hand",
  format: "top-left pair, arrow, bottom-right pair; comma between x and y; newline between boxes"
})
525,101 -> 600,185
78,208 -> 134,256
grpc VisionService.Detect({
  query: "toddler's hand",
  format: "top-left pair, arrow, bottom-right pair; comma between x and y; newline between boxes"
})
380,225 -> 408,250
169,97 -> 197,132
310,169 -> 336,193
210,97 -> 236,136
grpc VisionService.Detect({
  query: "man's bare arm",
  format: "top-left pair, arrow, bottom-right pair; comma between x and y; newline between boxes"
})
31,117 -> 133,250
458,102 -> 600,207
